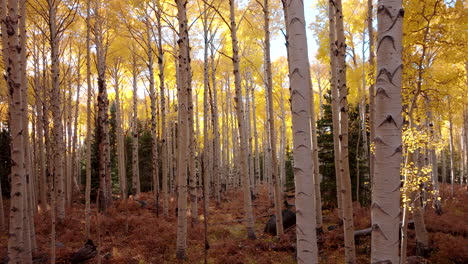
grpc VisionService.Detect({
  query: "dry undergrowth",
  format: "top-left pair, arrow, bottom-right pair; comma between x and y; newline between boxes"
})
0,184 -> 466,263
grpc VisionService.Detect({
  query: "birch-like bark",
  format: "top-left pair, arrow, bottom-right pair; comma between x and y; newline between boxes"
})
229,0 -> 256,240
131,52 -> 141,197
285,0 -> 318,262
211,39 -> 221,204
156,0 -> 168,217
334,1 -> 356,261
328,0 -> 343,221
175,0 -> 190,258
371,0 -> 403,262
448,108 -> 455,197
263,0 -> 283,237
48,0 -> 66,220
1,0 -> 28,260
94,0 -> 111,211
84,0 -> 92,238
111,60 -> 127,199
310,76 -> 323,231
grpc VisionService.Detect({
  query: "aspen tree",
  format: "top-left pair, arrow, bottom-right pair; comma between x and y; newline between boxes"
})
85,0 -> 92,239
48,0 -> 66,220
110,59 -> 127,199
155,0 -> 168,217
1,0 -> 30,261
328,0 -> 343,221
131,50 -> 141,197
371,0 -> 403,263
262,0 -> 283,236
334,0 -> 356,261
309,75 -> 323,231
229,0 -> 256,239
285,0 -> 318,262
175,0 -> 190,259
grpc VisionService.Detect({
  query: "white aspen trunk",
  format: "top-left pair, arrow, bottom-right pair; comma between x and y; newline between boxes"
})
175,0 -> 190,258
251,85 -> 261,190
66,72 -> 73,207
279,89 -> 287,190
328,0 -> 343,221
188,80 -> 198,221
112,63 -> 127,200
334,1 -> 356,261
48,0 -> 66,221
310,76 -> 323,231
20,4 -> 35,252
33,50 -> 48,209
449,110 -> 455,196
1,0 -> 28,260
156,0 -> 167,216
284,0 -> 318,262
85,0 -> 92,238
131,52 -> 141,197
202,3 -> 211,214
263,0 -> 283,237
211,42 -> 221,204
94,0 -> 111,211
245,77 -> 254,197
229,0 -> 256,240
72,50 -> 82,195
371,0 -> 403,262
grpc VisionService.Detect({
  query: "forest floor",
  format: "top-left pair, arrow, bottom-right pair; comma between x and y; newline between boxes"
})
0,184 -> 467,264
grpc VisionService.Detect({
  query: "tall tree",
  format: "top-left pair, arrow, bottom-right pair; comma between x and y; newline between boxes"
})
175,0 -> 190,259
334,0 -> 356,261
229,0 -> 256,240
1,0 -> 32,261
284,0 -> 318,262
371,0 -> 403,263
262,0 -> 283,237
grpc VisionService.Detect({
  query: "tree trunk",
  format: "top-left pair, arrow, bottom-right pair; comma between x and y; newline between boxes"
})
449,109 -> 455,197
334,1 -> 356,261
229,0 -> 256,240
131,52 -> 141,197
371,0 -> 403,262
284,0 -> 318,262
48,0 -> 66,221
94,0 -> 111,212
175,0 -> 190,259
328,0 -> 343,221
85,0 -> 92,239
156,0 -> 167,217
1,0 -> 29,260
263,0 -> 283,237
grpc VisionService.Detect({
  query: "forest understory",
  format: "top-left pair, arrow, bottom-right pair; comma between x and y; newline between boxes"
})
0,184 -> 466,264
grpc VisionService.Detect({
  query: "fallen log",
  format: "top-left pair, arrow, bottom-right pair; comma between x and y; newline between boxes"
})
70,239 -> 97,264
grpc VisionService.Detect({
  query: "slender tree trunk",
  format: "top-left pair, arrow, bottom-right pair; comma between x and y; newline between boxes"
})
48,0 -> 66,221
156,0 -> 167,217
131,52 -> 141,197
371,0 -> 403,262
328,0 -> 343,221
210,41 -> 221,204
262,0 -> 284,237
310,76 -> 323,231
449,109 -> 455,197
175,0 -> 190,259
113,64 -> 127,199
229,0 -> 256,240
1,0 -> 29,260
94,0 -> 111,212
334,1 -> 356,261
284,0 -> 318,262
85,0 -> 92,238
